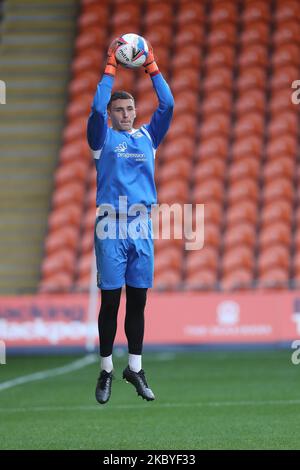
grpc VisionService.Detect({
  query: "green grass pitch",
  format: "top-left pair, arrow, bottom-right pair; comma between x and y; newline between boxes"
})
0,350 -> 300,450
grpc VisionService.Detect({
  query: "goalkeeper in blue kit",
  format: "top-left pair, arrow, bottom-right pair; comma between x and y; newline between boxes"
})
87,39 -> 174,404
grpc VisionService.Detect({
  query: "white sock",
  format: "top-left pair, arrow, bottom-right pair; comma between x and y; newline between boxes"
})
128,354 -> 142,373
101,355 -> 113,373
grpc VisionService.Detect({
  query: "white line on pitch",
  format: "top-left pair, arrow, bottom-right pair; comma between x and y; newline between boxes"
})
0,398 -> 300,413
0,354 -> 98,392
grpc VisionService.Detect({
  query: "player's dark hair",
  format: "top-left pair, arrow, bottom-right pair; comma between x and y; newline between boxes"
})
108,91 -> 135,109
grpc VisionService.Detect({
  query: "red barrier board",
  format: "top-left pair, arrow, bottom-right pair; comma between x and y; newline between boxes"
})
0,292 -> 300,348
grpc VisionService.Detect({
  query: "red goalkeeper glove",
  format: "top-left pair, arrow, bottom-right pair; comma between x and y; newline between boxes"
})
143,41 -> 159,77
104,38 -> 119,77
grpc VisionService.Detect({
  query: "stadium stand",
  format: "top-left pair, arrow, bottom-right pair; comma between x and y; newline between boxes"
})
0,0 -> 79,293
2,0 -> 298,294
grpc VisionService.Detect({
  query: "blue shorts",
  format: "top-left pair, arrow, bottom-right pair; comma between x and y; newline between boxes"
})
94,215 -> 154,290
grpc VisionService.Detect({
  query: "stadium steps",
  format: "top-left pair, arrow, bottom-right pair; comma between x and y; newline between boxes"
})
0,0 -> 79,294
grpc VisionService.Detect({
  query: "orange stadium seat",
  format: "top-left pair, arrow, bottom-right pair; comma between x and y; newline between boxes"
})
201,223 -> 221,249
222,246 -> 254,275
234,113 -> 264,138
158,180 -> 189,204
205,45 -> 235,69
172,45 -> 201,70
261,200 -> 293,228
271,66 -> 299,91
272,44 -> 300,68
184,269 -> 217,290
78,5 -> 109,30
235,90 -> 265,115
145,2 -> 173,26
48,204 -> 83,232
66,94 -> 94,121
111,5 -> 141,29
158,159 -> 192,185
240,22 -> 269,46
72,49 -> 103,75
223,223 -> 256,250
173,91 -> 199,115
268,112 -> 298,137
177,1 -> 204,26
161,136 -> 195,164
52,182 -> 85,208
258,245 -> 290,275
166,114 -> 197,140
203,68 -> 233,93
77,252 -> 93,279
242,2 -> 271,24
259,222 -> 291,250
258,268 -> 289,290
185,247 -> 219,275
44,226 -> 79,255
59,140 -> 90,164
263,158 -> 295,183
207,23 -> 236,48
269,89 -> 297,115
237,67 -> 266,92
83,207 -> 97,231
174,23 -> 204,47
154,238 -> 183,254
210,2 -> 238,25
154,247 -> 183,275
202,201 -> 223,226
144,25 -> 172,47
54,160 -> 89,188
39,272 -> 73,293
202,91 -> 232,116
86,186 -> 97,207
293,229 -> 300,251
113,71 -> 135,93
275,0 -> 300,22
194,158 -> 226,183
221,268 -> 253,291
232,136 -> 263,161
273,21 -> 300,47
110,24 -> 141,39
199,114 -> 230,139
69,70 -> 99,97
134,96 -> 157,121
192,179 -> 224,204
41,249 -> 77,278
226,200 -> 257,227
75,28 -> 106,53
171,68 -> 200,94
79,230 -> 94,255
154,270 -> 182,290
63,117 -> 87,143
239,44 -> 268,68
229,158 -> 260,183
266,135 -> 297,160
262,178 -> 294,205
195,136 -> 228,161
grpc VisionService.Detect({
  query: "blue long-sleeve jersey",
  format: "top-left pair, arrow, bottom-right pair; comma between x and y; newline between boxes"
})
87,73 -> 174,212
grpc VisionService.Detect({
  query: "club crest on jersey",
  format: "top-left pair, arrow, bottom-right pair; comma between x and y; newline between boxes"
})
132,131 -> 143,138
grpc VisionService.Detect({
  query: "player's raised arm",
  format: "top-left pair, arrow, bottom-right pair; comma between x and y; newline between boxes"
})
143,41 -> 174,149
87,38 -> 119,152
